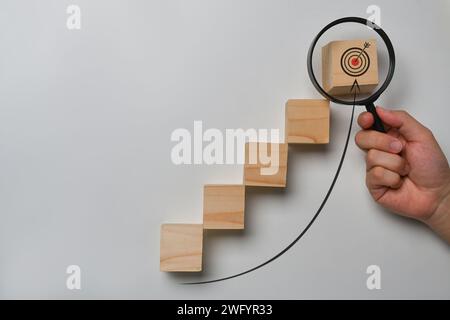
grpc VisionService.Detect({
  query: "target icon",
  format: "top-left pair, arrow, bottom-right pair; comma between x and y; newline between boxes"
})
340,46 -> 371,77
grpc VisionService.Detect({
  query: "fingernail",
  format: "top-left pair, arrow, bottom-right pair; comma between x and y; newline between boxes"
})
390,140 -> 403,152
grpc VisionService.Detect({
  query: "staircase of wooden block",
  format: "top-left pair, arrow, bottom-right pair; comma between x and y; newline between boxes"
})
160,99 -> 330,272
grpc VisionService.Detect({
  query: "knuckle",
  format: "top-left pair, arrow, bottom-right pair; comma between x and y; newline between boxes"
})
397,110 -> 409,118
372,166 -> 385,180
366,149 -> 377,165
355,130 -> 365,146
422,126 -> 434,138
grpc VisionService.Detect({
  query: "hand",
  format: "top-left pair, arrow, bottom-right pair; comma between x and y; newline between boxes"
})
355,107 -> 450,242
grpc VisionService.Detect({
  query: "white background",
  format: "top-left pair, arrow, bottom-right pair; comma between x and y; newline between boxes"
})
0,0 -> 449,299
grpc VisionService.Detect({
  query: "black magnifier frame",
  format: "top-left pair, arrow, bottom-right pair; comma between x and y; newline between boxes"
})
307,17 -> 395,132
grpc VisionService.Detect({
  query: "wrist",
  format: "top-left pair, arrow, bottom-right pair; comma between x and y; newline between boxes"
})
425,179 -> 450,243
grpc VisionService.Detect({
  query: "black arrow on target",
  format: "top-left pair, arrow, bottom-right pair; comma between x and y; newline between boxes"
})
350,79 -> 360,94
356,41 -> 371,60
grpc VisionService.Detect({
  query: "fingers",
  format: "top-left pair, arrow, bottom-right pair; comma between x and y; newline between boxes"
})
375,107 -> 432,142
357,107 -> 423,199
366,149 -> 409,176
366,166 -> 403,192
355,130 -> 403,154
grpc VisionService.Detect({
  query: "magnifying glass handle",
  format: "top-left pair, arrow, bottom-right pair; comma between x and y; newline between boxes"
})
365,102 -> 386,133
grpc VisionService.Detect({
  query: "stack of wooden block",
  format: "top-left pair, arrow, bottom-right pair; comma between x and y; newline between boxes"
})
160,99 -> 330,272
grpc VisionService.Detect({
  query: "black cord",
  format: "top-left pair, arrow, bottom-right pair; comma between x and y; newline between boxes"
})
183,105 -> 356,285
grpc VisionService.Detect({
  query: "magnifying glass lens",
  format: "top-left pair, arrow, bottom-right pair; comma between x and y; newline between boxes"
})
310,22 -> 390,104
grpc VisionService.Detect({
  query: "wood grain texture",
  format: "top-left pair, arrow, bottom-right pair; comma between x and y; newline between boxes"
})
322,39 -> 378,96
203,184 -> 245,230
160,224 -> 203,272
244,142 -> 288,187
285,99 -> 330,144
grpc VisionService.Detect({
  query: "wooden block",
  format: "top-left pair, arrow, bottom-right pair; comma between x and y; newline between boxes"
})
285,99 -> 330,144
160,224 -> 203,272
203,185 -> 245,230
244,142 -> 288,187
322,39 -> 378,96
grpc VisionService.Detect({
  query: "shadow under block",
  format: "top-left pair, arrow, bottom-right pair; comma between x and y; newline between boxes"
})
203,185 -> 245,230
160,224 -> 203,272
285,99 -> 330,144
322,39 -> 378,96
244,143 -> 288,187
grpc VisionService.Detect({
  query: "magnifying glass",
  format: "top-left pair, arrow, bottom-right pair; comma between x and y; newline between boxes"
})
307,17 -> 395,133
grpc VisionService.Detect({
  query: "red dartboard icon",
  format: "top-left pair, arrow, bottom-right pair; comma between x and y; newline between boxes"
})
340,47 -> 371,77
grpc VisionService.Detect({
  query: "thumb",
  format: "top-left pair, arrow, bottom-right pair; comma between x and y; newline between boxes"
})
376,107 -> 431,142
